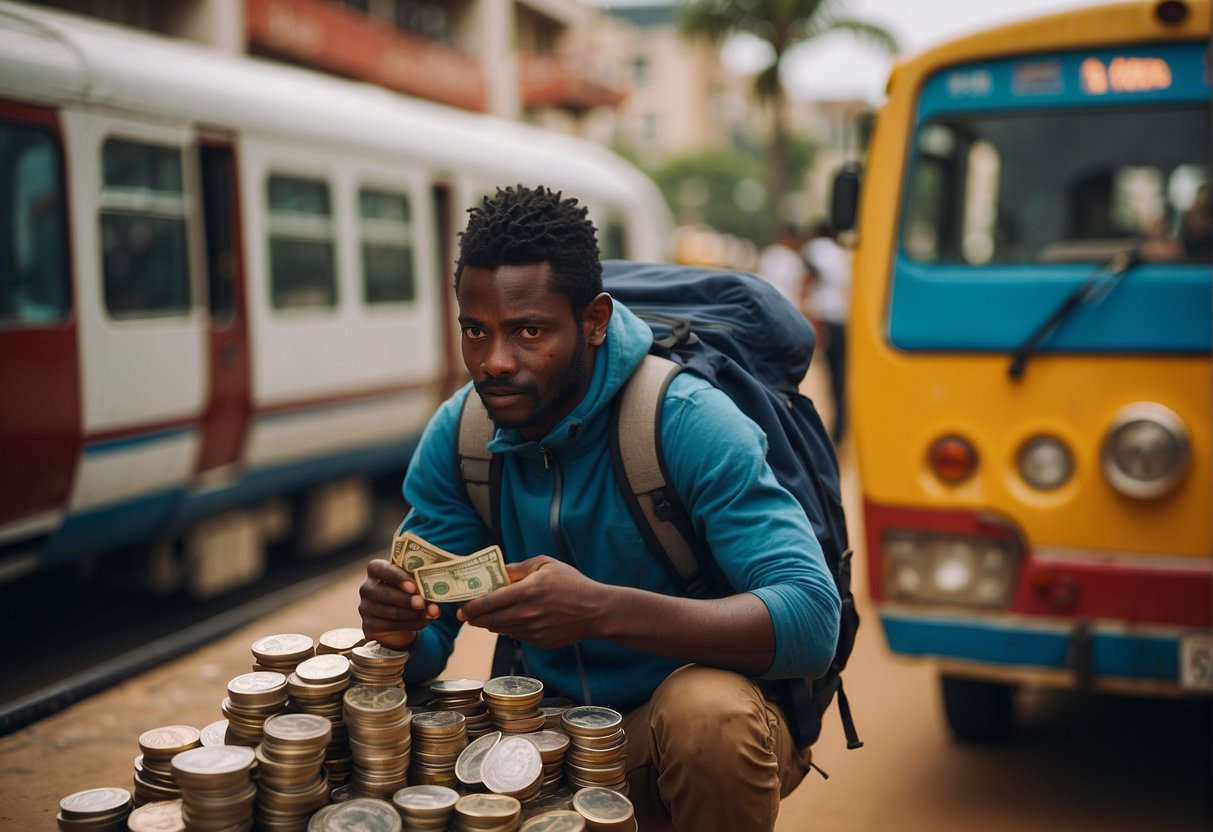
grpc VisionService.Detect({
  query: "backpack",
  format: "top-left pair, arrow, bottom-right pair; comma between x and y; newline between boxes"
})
456,260 -> 862,758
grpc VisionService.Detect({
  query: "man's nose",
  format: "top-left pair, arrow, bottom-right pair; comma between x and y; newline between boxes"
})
480,336 -> 517,377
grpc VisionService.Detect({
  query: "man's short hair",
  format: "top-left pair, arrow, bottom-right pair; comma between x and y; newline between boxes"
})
454,185 -> 603,318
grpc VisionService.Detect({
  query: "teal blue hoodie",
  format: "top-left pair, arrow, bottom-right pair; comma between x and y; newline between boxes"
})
400,301 -> 840,712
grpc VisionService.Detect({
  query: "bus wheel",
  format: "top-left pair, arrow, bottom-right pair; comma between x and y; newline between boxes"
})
940,675 -> 1015,743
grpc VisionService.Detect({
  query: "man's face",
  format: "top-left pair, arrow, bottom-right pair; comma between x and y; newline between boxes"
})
457,262 -> 602,441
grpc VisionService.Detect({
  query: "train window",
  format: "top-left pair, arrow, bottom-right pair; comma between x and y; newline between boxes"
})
358,188 -> 416,304
267,175 -> 337,309
1,122 -> 69,325
100,139 -> 190,317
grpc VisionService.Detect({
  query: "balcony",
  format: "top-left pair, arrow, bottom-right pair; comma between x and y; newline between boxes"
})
519,52 -> 628,114
246,0 -> 487,112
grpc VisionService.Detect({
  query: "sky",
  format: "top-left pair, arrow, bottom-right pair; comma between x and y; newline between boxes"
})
699,0 -> 1117,102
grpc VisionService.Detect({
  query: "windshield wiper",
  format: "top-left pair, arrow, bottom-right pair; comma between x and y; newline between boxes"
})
1007,248 -> 1141,380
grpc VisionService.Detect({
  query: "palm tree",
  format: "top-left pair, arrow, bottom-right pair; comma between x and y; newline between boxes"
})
678,0 -> 898,224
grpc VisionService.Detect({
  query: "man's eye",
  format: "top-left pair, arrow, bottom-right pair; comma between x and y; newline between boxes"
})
463,327 -> 485,340
519,326 -> 542,340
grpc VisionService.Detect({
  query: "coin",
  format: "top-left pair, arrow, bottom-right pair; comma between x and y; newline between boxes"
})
520,810 -> 587,832
198,719 -> 231,748
480,735 -> 543,796
560,706 -> 622,736
318,627 -> 367,654
483,676 -> 544,699
58,786 -> 131,818
392,783 -> 460,813
455,730 -> 501,785
125,798 -> 185,831
572,787 -> 634,823
138,726 -> 201,760
454,792 -> 521,821
322,797 -> 403,831
251,633 -> 314,659
430,678 -> 484,694
296,654 -> 352,685
263,712 -> 333,745
170,745 -> 255,791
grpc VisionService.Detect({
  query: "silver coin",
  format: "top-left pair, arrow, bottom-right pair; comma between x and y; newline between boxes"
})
480,735 -> 543,795
227,671 -> 287,693
263,712 -> 332,742
171,745 -> 255,776
59,787 -> 131,816
323,797 -> 402,832
572,787 -> 634,822
483,676 -> 544,698
455,731 -> 502,785
392,784 -> 460,810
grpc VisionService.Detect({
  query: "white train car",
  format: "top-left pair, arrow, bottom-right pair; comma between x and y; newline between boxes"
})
0,1 -> 672,596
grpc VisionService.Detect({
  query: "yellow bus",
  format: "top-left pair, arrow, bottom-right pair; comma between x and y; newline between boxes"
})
834,0 -> 1210,741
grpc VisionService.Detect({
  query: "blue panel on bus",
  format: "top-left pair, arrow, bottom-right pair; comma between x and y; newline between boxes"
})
882,613 -> 1180,682
887,257 -> 1211,352
920,43 -> 1210,117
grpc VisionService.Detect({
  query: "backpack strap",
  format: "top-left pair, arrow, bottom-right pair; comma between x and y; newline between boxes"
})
457,392 -> 501,539
609,354 -> 718,599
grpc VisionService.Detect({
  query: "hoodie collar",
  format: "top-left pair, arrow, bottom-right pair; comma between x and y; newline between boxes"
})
485,298 -> 654,454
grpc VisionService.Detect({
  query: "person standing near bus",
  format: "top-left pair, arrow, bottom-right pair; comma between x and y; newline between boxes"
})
358,185 -> 840,831
803,221 -> 852,446
757,223 -> 812,313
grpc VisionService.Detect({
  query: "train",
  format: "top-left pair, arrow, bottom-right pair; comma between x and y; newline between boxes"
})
0,1 -> 673,597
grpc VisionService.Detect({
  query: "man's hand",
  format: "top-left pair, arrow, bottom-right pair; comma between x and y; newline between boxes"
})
456,556 -> 602,649
358,558 -> 441,650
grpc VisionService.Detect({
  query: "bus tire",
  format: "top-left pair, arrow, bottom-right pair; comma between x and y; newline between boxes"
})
940,675 -> 1014,743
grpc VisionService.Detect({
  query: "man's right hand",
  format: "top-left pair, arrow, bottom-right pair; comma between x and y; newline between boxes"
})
358,558 -> 442,650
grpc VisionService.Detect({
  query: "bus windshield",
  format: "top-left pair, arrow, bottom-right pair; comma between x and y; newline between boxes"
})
902,105 -> 1210,266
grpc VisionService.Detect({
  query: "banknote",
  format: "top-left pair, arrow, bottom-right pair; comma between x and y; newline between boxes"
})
390,531 -> 458,571
412,544 -> 510,603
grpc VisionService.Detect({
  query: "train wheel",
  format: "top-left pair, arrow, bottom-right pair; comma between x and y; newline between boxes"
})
940,674 -> 1015,743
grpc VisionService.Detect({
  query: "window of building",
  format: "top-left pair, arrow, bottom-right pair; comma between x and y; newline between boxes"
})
266,174 -> 337,309
359,187 -> 416,304
1,122 -> 70,325
100,138 -> 190,318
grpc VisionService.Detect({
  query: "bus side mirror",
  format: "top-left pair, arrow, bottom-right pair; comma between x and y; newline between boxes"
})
831,164 -> 861,231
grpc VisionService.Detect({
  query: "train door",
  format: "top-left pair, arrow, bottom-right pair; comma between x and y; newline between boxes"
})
196,141 -> 251,475
0,100 -> 78,571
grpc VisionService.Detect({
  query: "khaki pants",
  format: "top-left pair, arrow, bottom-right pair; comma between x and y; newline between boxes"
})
621,665 -> 812,831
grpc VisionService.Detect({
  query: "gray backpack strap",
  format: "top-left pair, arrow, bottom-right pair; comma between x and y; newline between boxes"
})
611,354 -> 716,598
457,393 -> 498,536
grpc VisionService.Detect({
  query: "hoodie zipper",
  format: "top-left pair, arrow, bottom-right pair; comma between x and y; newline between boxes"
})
539,444 -> 592,704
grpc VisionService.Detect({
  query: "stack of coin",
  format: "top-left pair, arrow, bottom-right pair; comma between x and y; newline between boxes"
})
171,745 -> 256,831
316,797 -> 402,831
451,793 -> 522,832
479,735 -> 544,803
252,633 -> 316,674
134,726 -> 200,806
254,713 -> 332,830
428,678 -> 493,738
408,710 -> 468,788
481,676 -> 545,735
391,784 -> 460,831
560,707 -> 627,794
518,789 -> 576,824
222,671 -> 289,745
454,730 -> 500,791
571,787 -> 636,832
125,799 -> 185,832
288,654 -> 354,789
540,705 -> 568,732
343,684 -> 412,799
350,642 -> 410,687
56,787 -> 132,831
520,810 -> 587,832
525,730 -> 570,798
317,627 -> 367,657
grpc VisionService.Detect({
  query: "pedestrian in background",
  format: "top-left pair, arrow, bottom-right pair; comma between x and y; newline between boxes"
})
803,221 -> 852,446
757,224 -> 812,312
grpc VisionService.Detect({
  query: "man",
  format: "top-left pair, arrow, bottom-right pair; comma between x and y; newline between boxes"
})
359,185 -> 840,831
757,223 -> 812,313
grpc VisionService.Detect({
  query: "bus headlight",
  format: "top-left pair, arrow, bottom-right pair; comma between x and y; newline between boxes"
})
1018,435 -> 1073,490
1100,403 -> 1189,499
883,531 -> 1021,608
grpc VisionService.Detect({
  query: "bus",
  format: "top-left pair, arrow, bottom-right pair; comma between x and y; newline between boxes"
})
834,0 -> 1210,741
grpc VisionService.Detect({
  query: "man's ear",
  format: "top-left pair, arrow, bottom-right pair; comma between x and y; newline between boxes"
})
584,292 -> 612,347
